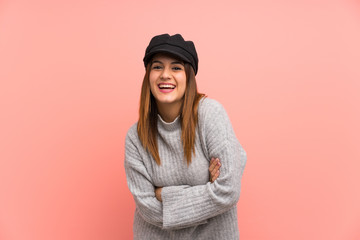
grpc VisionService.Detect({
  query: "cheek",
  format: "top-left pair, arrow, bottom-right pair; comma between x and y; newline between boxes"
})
178,80 -> 186,97
149,72 -> 156,84
179,76 -> 187,92
149,73 -> 157,91
180,82 -> 186,91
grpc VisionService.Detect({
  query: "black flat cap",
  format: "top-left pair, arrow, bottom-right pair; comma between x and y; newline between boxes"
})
143,33 -> 199,75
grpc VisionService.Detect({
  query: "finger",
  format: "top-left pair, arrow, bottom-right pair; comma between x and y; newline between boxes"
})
210,170 -> 219,183
211,167 -> 218,179
212,170 -> 220,182
211,160 -> 221,177
210,161 -> 221,176
211,172 -> 216,182
215,158 -> 221,166
208,158 -> 217,172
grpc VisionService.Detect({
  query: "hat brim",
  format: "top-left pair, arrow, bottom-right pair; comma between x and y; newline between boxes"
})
143,47 -> 192,66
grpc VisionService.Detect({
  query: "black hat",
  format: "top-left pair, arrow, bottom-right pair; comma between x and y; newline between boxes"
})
143,33 -> 199,75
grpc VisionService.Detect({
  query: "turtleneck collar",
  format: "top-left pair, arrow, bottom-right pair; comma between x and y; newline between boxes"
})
157,114 -> 181,131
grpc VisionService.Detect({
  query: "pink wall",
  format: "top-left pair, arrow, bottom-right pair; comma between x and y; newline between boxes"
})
1,0 -> 359,239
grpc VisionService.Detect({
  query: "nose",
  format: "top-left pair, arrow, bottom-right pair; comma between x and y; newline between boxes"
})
160,67 -> 171,80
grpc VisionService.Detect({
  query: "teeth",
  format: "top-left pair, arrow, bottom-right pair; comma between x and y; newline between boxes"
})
159,84 -> 175,89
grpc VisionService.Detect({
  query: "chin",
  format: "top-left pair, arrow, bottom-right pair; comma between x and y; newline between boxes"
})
156,97 -> 181,105
158,99 -> 176,104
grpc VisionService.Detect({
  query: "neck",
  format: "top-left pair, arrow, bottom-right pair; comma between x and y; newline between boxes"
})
156,101 -> 182,123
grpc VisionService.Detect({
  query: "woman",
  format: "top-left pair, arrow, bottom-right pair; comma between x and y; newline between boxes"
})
124,33 -> 247,239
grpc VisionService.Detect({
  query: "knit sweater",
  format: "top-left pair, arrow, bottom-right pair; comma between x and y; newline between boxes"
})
124,97 -> 247,240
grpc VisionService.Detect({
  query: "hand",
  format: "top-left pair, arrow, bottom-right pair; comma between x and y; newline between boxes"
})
209,158 -> 221,183
155,187 -> 162,202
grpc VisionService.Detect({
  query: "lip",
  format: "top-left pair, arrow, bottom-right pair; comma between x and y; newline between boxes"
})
158,83 -> 176,93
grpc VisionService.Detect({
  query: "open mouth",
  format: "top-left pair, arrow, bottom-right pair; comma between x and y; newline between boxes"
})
158,83 -> 176,93
158,83 -> 176,89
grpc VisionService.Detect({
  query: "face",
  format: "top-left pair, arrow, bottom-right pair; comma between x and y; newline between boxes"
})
149,53 -> 187,108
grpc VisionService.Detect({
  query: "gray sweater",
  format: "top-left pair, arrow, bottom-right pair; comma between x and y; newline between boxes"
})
124,97 -> 247,240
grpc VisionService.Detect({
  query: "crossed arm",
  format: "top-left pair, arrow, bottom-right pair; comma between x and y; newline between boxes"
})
125,99 -> 246,230
154,157 -> 222,202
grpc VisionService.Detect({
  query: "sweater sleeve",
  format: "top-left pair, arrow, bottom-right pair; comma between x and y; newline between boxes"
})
160,99 -> 247,229
124,129 -> 164,228
124,127 -> 208,230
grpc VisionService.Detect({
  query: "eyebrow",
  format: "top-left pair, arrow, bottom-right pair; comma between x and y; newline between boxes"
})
152,60 -> 184,66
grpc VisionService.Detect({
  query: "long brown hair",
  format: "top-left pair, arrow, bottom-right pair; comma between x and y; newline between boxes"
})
137,60 -> 205,165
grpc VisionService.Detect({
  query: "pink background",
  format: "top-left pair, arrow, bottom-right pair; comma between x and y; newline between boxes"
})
1,0 -> 360,239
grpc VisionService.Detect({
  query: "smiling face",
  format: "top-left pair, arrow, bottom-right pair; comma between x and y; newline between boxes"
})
149,53 -> 187,113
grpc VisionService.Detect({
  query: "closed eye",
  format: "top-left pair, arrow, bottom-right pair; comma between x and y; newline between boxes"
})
173,67 -> 182,70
